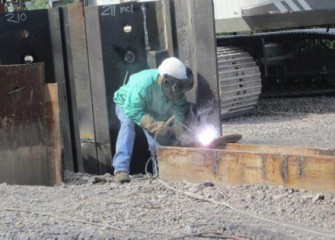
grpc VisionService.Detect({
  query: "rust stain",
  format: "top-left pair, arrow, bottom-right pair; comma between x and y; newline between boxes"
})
280,154 -> 289,184
262,155 -> 267,179
213,151 -> 220,176
0,64 -> 61,186
298,156 -> 304,177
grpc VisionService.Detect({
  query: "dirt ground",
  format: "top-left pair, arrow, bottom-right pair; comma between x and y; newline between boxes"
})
1,96 -> 335,240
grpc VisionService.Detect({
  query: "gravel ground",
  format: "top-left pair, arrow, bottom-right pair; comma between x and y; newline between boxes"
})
1,96 -> 335,240
222,96 -> 335,149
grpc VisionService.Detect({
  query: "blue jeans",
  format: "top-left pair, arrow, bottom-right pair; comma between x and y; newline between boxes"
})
113,105 -> 158,174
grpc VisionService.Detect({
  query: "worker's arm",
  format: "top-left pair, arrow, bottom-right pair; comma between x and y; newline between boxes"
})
121,82 -> 170,136
122,85 -> 147,126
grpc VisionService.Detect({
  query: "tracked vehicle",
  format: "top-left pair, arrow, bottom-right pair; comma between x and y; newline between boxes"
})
214,0 -> 335,118
2,0 -> 335,119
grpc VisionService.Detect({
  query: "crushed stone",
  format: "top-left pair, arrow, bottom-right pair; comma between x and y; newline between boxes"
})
1,96 -> 335,240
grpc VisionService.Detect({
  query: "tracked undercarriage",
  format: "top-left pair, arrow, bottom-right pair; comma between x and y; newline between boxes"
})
217,46 -> 262,119
217,29 -> 335,118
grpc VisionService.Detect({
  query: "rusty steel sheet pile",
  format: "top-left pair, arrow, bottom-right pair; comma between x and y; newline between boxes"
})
156,143 -> 335,193
0,64 -> 62,186
0,8 -> 75,173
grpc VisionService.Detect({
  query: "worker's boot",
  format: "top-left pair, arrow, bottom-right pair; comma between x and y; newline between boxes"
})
114,171 -> 131,184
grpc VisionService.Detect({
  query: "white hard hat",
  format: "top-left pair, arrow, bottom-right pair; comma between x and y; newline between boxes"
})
158,57 -> 187,80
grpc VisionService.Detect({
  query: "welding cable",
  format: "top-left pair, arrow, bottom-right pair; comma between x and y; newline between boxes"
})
144,115 -> 175,179
158,179 -> 335,239
126,157 -> 157,183
149,130 -> 160,178
144,136 -> 158,178
144,156 -> 153,177
144,156 -> 159,178
2,207 -> 174,238
151,157 -> 158,177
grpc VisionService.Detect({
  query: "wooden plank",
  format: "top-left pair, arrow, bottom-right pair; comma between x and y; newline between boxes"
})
171,0 -> 221,136
0,64 -> 62,186
44,84 -> 62,185
224,143 -> 335,157
62,3 -> 98,173
157,146 -> 335,193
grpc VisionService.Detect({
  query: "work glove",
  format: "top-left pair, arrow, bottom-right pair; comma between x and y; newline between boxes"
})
140,115 -> 175,137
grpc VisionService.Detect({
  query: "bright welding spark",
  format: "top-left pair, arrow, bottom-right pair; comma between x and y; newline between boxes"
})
196,125 -> 219,146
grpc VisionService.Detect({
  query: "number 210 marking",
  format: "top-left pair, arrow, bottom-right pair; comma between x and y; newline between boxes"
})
6,13 -> 27,24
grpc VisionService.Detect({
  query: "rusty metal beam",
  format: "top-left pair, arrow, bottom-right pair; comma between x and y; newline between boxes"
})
157,144 -> 335,193
48,8 -> 76,173
84,6 -> 112,174
62,3 -> 98,173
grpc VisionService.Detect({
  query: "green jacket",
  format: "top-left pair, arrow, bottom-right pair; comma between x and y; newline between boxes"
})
113,69 -> 188,125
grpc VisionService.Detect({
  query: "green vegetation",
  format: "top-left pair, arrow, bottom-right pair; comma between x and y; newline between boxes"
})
52,0 -> 74,8
301,39 -> 335,51
29,0 -> 48,9
26,0 -> 74,10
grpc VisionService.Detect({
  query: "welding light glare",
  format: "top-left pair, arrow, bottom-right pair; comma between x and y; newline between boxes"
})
196,125 -> 219,146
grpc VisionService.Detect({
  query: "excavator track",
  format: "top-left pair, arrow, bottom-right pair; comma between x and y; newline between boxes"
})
217,46 -> 262,119
217,29 -> 335,98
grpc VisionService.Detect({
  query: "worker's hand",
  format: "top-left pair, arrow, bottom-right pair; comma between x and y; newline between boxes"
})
140,115 -> 175,136
153,121 -> 169,136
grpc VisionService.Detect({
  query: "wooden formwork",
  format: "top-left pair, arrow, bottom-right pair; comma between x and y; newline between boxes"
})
157,144 -> 335,193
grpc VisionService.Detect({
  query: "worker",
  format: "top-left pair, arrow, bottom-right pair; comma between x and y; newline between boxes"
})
112,57 -> 194,183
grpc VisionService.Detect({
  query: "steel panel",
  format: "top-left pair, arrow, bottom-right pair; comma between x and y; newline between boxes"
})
0,64 -> 61,186
100,2 -> 163,174
85,2 -> 163,174
0,64 -> 45,149
171,0 -> 221,136
62,3 -> 97,173
85,6 -> 110,174
48,8 -> 75,172
0,8 -> 75,172
0,10 -> 55,82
